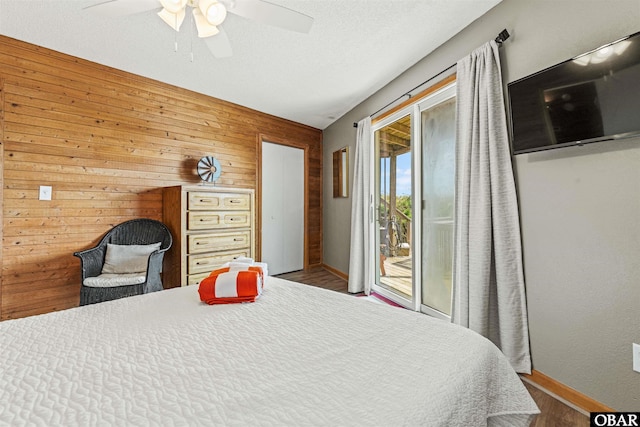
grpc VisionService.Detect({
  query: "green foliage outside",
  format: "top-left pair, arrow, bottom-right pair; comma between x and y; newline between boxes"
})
395,195 -> 411,219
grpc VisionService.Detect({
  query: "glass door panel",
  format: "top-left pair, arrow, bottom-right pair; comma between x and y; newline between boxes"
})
420,95 -> 455,317
374,113 -> 413,301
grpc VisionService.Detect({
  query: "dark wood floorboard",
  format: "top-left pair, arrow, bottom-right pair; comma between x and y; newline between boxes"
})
275,267 -> 350,294
274,267 -> 590,426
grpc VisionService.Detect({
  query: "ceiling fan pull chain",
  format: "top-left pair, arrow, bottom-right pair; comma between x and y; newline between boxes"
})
174,13 -> 179,52
190,10 -> 195,62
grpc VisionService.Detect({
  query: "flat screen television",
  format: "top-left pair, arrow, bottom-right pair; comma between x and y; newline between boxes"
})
508,31 -> 640,154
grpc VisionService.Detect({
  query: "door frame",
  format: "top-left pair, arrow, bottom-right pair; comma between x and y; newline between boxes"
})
256,134 -> 309,270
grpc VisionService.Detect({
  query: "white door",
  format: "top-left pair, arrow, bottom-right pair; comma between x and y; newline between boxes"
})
261,142 -> 304,275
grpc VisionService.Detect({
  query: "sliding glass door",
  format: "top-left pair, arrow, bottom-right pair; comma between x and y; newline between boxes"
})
419,87 -> 456,318
374,113 -> 414,306
371,82 -> 456,315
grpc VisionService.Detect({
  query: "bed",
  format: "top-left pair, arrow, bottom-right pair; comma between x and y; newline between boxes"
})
0,276 -> 539,426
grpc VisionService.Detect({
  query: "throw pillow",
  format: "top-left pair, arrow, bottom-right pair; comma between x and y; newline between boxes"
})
101,242 -> 161,275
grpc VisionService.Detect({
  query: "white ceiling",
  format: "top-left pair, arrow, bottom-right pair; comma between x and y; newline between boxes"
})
0,0 -> 501,129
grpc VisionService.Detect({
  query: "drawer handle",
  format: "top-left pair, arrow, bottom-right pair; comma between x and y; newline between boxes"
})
233,238 -> 242,241
199,199 -> 214,203
229,200 -> 240,203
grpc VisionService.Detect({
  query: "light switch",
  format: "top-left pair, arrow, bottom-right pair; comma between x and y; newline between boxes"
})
39,186 -> 52,201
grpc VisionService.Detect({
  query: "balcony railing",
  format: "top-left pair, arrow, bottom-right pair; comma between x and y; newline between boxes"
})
379,197 -> 411,257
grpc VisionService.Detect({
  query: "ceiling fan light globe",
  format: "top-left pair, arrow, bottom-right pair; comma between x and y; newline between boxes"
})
207,4 -> 227,26
193,8 -> 220,38
158,7 -> 186,31
199,0 -> 227,26
159,0 -> 187,14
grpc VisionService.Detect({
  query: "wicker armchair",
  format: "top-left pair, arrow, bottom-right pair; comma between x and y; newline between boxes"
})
74,219 -> 172,306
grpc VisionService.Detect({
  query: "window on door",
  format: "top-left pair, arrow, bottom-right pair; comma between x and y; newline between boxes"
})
374,114 -> 413,300
420,94 -> 455,318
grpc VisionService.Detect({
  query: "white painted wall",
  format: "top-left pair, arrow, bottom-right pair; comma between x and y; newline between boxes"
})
322,0 -> 640,410
262,142 -> 304,276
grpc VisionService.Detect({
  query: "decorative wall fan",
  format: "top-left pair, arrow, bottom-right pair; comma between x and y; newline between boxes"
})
197,156 -> 222,183
84,0 -> 313,58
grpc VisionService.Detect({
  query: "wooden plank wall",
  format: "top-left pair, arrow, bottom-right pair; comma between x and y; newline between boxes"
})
0,36 -> 323,320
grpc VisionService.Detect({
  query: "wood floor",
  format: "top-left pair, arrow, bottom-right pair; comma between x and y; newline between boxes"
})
380,255 -> 413,296
276,267 -> 351,294
275,267 -> 590,427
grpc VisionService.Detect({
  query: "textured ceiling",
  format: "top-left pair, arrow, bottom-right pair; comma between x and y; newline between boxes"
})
0,0 -> 501,129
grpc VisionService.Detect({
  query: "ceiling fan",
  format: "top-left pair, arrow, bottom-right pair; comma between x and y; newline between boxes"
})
84,0 -> 314,58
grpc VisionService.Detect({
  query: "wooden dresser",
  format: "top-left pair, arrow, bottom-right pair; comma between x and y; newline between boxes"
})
162,186 -> 255,288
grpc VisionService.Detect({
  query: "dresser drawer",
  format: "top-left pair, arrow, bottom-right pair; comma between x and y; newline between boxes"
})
188,249 -> 251,275
188,192 -> 251,211
187,211 -> 251,230
187,272 -> 209,286
188,231 -> 251,254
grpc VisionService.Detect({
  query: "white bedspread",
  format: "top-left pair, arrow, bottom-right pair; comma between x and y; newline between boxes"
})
0,277 -> 539,426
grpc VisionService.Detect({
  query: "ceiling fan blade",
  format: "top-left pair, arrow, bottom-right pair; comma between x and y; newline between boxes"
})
82,0 -> 160,17
228,0 -> 313,33
203,27 -> 233,58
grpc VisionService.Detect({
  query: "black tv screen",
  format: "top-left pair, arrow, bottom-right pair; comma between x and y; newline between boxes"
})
508,31 -> 640,154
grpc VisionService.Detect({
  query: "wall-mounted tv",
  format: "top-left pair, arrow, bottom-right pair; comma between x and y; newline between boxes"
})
508,31 -> 640,154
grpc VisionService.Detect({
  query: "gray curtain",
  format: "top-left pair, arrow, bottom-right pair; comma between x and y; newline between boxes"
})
348,117 -> 372,294
452,41 -> 532,374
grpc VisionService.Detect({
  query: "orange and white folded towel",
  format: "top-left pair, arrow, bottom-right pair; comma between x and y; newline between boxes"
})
232,256 -> 254,264
214,265 -> 265,284
224,259 -> 269,277
198,267 -> 263,305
